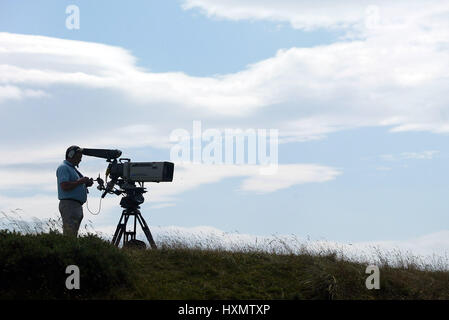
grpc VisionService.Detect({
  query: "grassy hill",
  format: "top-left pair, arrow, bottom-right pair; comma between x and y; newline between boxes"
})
0,231 -> 448,299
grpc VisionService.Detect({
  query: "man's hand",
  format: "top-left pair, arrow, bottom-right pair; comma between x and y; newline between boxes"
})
86,178 -> 94,187
79,177 -> 94,187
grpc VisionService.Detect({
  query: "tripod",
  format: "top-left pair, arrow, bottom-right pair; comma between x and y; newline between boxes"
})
111,185 -> 157,249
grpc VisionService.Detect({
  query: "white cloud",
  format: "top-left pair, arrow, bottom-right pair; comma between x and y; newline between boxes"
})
362,230 -> 449,259
0,32 -> 264,115
182,0 -> 370,30
180,0 -> 449,136
182,0 -> 449,34
239,164 -> 340,193
0,85 -> 21,102
401,151 -> 439,160
0,169 -> 56,192
0,85 -> 47,103
107,162 -> 341,202
0,195 -> 61,220
3,8 -> 449,150
150,163 -> 340,201
380,150 -> 439,161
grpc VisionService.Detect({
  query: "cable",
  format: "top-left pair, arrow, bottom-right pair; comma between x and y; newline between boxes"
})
85,171 -> 113,215
86,196 -> 102,215
86,174 -> 106,216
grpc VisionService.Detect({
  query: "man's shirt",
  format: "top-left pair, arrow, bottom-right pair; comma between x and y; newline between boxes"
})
56,160 -> 87,204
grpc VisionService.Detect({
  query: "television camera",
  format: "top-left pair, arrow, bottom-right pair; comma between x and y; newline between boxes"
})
81,148 -> 174,249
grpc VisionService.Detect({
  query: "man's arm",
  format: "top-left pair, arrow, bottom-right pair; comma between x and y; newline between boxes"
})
60,177 -> 92,191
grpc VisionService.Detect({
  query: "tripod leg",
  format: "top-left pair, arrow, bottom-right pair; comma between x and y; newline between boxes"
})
112,213 -> 130,247
111,214 -> 124,246
136,212 -> 157,249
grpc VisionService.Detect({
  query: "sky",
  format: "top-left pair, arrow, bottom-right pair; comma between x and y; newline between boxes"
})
1,0 -> 449,258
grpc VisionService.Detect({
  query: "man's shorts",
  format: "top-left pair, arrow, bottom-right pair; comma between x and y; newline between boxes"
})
59,199 -> 84,236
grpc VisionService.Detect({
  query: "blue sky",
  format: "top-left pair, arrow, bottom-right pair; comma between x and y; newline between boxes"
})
1,0 -> 449,254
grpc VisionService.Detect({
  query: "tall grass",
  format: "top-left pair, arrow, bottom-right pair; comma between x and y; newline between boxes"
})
2,210 -> 449,272
0,209 -> 106,238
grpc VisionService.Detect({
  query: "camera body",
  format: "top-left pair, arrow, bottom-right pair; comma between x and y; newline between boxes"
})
124,161 -> 174,182
81,148 -> 174,199
81,148 -> 174,183
110,160 -> 174,183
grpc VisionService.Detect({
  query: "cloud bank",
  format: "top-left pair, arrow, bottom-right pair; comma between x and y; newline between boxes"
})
2,1 -> 448,241
2,3 -> 449,150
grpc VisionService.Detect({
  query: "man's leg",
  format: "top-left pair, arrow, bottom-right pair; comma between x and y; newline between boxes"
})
59,200 -> 84,236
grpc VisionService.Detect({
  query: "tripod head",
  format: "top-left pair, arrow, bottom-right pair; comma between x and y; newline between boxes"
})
119,183 -> 146,210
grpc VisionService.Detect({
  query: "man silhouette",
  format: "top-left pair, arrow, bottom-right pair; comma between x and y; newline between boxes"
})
56,146 -> 93,236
